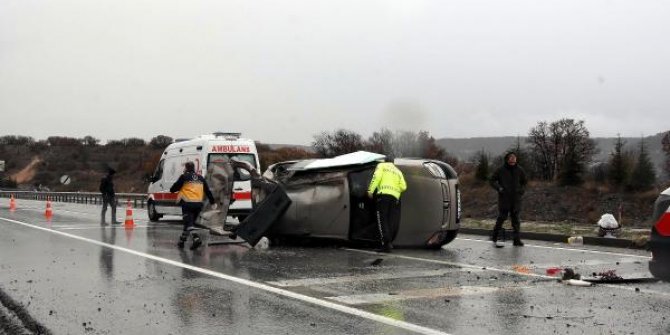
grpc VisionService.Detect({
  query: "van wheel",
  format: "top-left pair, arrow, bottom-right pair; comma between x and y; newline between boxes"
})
148,201 -> 161,222
426,230 -> 459,249
441,229 -> 459,245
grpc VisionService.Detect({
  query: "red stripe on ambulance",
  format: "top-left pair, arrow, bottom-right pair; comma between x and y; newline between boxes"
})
233,192 -> 252,200
154,192 -> 250,201
152,193 -> 178,201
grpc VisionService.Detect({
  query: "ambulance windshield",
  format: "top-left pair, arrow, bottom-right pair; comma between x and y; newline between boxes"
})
207,153 -> 257,168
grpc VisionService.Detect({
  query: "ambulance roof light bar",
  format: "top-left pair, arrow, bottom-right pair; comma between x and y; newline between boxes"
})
212,132 -> 242,140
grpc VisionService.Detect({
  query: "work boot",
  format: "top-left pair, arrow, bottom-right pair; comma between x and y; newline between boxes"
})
513,239 -> 525,247
177,233 -> 188,249
491,228 -> 500,242
377,243 -> 392,253
190,234 -> 203,250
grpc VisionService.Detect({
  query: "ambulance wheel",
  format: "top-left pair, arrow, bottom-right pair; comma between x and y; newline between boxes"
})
148,201 -> 161,222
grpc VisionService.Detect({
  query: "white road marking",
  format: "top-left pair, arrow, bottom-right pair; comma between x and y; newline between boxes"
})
344,248 -> 555,279
344,248 -> 670,299
326,286 -> 505,305
526,257 -> 644,269
456,237 -> 651,259
0,216 -> 451,335
57,225 -> 151,230
267,268 -> 484,288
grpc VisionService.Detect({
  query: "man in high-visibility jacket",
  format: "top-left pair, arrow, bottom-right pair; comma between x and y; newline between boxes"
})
367,158 -> 407,252
170,161 -> 216,250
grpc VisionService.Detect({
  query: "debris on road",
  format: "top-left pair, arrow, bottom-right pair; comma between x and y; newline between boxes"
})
593,270 -> 622,281
370,258 -> 384,266
545,267 -> 561,276
512,264 -> 531,274
561,268 -> 581,280
564,279 -> 593,287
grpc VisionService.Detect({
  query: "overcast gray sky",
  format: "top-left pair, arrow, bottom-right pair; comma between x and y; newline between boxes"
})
1,0 -> 669,145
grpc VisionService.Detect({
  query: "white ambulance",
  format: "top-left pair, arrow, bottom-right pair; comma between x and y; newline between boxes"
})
146,132 -> 261,222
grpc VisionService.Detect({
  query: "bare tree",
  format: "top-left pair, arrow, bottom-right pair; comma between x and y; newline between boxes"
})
312,129 -> 364,157
0,135 -> 35,145
149,135 -> 173,149
46,136 -> 82,146
526,118 -> 596,184
82,136 -> 100,146
366,128 -> 394,157
527,122 -> 552,180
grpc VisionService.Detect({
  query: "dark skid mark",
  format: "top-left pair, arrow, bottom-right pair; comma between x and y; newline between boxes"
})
0,286 -> 53,335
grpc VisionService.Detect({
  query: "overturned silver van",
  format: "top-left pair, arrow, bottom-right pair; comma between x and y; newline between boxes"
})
238,152 -> 460,249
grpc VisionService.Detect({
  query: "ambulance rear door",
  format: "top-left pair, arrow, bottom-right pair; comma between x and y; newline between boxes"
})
207,143 -> 259,216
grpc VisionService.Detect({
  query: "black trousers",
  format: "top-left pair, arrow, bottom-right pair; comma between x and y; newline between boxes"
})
101,195 -> 117,223
181,202 -> 204,232
375,194 -> 401,247
492,207 -> 521,241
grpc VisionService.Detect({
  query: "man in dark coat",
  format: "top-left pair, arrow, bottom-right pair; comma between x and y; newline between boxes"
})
489,152 -> 528,246
99,168 -> 119,225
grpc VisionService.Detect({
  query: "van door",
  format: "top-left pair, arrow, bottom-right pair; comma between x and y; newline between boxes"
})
152,154 -> 199,215
207,153 -> 257,214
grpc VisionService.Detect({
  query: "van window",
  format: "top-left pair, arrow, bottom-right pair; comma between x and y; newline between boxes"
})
153,159 -> 165,181
208,153 -> 257,181
207,153 -> 257,168
424,162 -> 446,179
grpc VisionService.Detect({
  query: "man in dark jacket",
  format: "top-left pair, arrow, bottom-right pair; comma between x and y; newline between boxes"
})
99,168 -> 118,225
170,161 -> 216,250
489,152 -> 528,246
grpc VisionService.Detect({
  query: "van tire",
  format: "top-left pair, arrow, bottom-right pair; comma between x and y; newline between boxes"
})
426,229 -> 459,249
148,201 -> 161,222
441,229 -> 459,245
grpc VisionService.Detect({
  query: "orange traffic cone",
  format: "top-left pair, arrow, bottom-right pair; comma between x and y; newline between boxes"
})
45,198 -> 53,219
124,224 -> 134,245
124,199 -> 135,228
9,194 -> 17,211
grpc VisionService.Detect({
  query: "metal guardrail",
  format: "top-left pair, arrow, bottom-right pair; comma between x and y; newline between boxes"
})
0,191 -> 147,208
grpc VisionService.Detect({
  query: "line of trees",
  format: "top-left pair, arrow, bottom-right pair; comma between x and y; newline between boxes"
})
3,126 -> 669,192
312,128 -> 457,165
0,135 -> 177,149
472,119 -> 666,191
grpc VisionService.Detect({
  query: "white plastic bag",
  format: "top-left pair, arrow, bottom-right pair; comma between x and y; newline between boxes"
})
597,213 -> 619,229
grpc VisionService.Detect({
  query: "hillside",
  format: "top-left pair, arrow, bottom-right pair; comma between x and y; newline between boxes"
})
1,136 -> 668,225
460,175 -> 664,227
437,132 -> 669,176
0,143 -> 162,193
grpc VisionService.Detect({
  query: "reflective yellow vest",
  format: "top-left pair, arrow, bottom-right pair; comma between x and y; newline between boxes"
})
367,162 -> 407,200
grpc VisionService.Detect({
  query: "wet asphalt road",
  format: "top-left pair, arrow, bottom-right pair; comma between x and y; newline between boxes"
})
1,199 -> 669,335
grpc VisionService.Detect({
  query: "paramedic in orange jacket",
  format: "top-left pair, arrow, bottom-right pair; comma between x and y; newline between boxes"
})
170,161 -> 216,250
